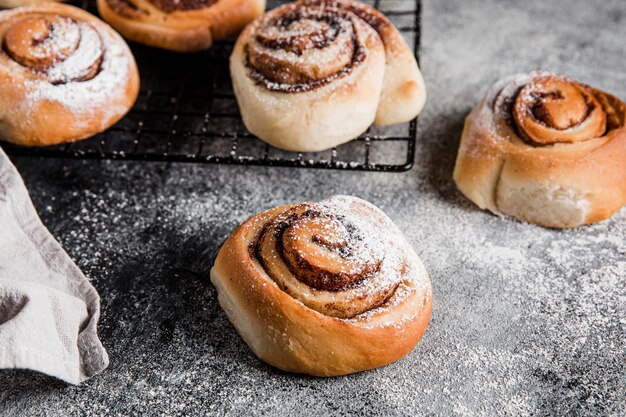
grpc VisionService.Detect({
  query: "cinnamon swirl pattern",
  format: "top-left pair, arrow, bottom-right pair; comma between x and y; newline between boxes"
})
230,0 -> 426,152
210,196 -> 432,376
97,0 -> 266,52
454,72 -> 626,228
0,4 -> 139,147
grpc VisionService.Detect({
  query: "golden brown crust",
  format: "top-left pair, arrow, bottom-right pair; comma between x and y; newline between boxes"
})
210,196 -> 432,376
453,72 -> 626,228
0,0 -> 64,9
97,0 -> 266,52
0,3 -> 139,147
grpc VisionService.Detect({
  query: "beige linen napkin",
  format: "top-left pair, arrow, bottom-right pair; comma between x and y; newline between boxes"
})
0,148 -> 108,384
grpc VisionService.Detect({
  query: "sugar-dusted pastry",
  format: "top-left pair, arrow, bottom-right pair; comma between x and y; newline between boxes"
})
97,0 -> 266,52
210,196 -> 432,376
454,72 -> 626,228
0,3 -> 139,147
230,0 -> 426,152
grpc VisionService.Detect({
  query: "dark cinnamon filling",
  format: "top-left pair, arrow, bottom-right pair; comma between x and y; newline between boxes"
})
302,0 -> 395,48
527,90 -> 598,131
256,24 -> 336,55
3,16 -> 77,71
2,15 -> 104,84
335,1 -> 394,45
146,0 -> 218,13
105,0 -> 148,18
279,210 -> 380,291
245,7 -> 367,93
257,9 -> 341,55
254,206 -> 381,292
597,93 -> 626,130
498,76 -> 614,145
529,90 -> 564,127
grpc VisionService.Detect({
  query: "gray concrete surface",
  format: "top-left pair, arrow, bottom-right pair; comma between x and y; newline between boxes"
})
1,0 -> 625,415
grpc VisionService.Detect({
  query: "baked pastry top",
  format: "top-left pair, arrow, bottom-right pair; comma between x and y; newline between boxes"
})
211,196 -> 432,376
0,3 -> 139,146
230,0 -> 426,152
97,0 -> 266,52
454,72 -> 626,228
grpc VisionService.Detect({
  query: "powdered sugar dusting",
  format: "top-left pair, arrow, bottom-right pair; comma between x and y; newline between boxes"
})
253,195 -> 429,322
27,17 -> 80,61
0,8 -> 135,134
21,22 -> 132,129
3,0 -> 623,414
46,22 -> 103,85
464,70 -> 594,157
245,2 -> 376,94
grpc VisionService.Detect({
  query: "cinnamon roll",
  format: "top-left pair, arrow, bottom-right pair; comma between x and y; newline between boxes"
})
210,196 -> 432,376
0,3 -> 139,147
97,0 -> 266,52
230,0 -> 426,152
454,72 -> 626,228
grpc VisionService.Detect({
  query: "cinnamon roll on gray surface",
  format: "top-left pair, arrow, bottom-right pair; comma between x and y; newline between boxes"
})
454,72 -> 626,228
210,196 -> 432,376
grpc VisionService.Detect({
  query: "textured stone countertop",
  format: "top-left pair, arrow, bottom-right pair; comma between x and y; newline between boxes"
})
1,0 -> 624,415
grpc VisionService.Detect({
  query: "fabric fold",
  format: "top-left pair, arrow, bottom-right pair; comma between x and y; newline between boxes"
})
0,148 -> 108,384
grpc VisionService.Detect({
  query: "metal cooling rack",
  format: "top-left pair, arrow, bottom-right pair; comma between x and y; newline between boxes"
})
3,0 -> 421,171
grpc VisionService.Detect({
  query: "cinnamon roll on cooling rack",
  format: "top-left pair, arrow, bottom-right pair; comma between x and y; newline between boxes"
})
454,72 -> 626,228
97,0 -> 266,52
0,3 -> 139,146
230,0 -> 426,152
211,196 -> 432,376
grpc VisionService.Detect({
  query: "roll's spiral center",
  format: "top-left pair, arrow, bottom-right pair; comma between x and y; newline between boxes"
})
2,14 -> 105,84
246,4 -> 366,92
253,200 -> 409,319
256,18 -> 336,55
531,83 -> 586,129
278,210 -> 381,291
4,16 -> 80,71
513,76 -> 607,145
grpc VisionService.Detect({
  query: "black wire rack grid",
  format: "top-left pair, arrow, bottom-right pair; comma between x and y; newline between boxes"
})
3,0 -> 422,172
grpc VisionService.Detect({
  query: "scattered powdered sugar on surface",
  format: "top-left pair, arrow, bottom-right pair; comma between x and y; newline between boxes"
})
2,0 -> 625,415
5,156 -> 623,416
406,197 -> 625,416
